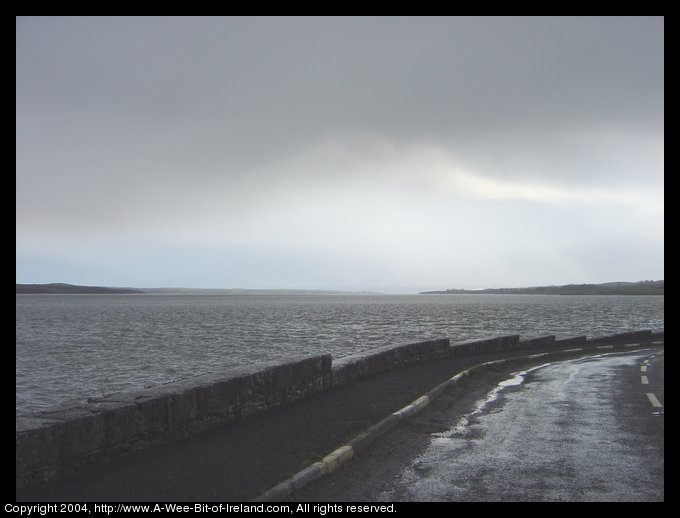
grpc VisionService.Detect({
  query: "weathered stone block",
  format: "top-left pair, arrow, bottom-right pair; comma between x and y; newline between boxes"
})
519,335 -> 556,349
451,335 -> 520,356
555,336 -> 587,347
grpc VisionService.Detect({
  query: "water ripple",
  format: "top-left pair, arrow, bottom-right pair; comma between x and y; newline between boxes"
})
16,293 -> 663,414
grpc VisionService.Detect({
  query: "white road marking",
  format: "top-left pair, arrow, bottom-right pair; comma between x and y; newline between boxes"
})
596,345 -> 614,350
646,393 -> 663,408
641,365 -> 647,373
641,376 -> 649,384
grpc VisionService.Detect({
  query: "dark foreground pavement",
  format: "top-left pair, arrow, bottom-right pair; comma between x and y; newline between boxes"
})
16,338 -> 662,502
293,349 -> 663,501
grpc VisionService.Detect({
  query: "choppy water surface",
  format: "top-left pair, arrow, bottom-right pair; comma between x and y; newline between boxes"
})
16,294 -> 663,414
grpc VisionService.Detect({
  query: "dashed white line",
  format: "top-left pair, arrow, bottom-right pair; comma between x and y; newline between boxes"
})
596,345 -> 614,350
641,376 -> 649,385
640,365 -> 647,373
646,393 -> 663,408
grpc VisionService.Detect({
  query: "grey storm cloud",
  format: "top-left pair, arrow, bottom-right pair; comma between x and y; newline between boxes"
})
17,16 -> 662,158
16,17 -> 664,291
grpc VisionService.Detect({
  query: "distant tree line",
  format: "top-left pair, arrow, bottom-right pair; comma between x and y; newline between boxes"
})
421,280 -> 664,296
16,283 -> 144,294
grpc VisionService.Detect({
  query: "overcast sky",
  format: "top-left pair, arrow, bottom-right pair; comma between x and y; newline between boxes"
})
16,16 -> 663,293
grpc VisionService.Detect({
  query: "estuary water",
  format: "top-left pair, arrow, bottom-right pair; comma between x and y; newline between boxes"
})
16,293 -> 663,415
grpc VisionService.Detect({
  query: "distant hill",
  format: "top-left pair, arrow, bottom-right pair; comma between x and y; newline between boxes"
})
421,280 -> 664,296
16,283 -> 144,294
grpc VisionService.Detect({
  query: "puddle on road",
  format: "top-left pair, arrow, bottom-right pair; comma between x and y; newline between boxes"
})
497,373 -> 525,387
436,362 -> 552,438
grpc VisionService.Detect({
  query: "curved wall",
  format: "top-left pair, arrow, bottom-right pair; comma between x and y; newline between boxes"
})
16,330 -> 661,489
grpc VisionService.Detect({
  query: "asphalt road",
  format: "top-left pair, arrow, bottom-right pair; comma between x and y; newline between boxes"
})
293,348 -> 664,502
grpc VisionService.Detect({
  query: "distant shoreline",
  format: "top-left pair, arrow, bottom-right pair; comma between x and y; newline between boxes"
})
16,283 -> 144,294
15,284 -> 381,296
421,280 -> 664,296
16,280 -> 664,296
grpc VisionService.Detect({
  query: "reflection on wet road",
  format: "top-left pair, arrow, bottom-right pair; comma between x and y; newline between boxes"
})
380,350 -> 664,501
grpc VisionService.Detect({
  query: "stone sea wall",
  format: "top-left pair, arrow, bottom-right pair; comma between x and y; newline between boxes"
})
16,330 -> 663,489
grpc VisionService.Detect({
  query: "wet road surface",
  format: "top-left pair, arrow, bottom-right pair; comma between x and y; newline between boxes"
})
295,349 -> 664,502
